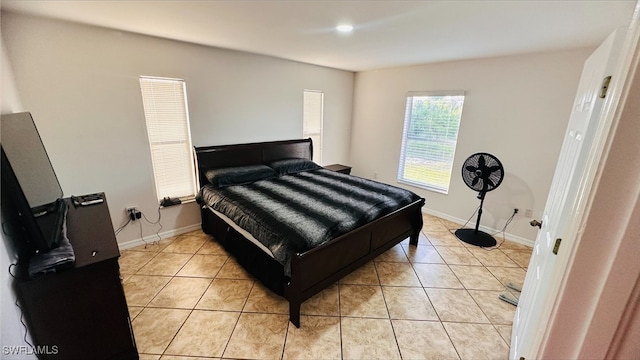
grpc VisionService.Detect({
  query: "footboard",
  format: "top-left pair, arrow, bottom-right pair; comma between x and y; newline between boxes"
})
284,198 -> 424,327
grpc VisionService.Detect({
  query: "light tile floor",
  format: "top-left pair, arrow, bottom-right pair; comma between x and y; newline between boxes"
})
120,213 -> 532,360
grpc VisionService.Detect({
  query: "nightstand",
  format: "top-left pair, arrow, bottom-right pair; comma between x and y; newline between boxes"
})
324,164 -> 352,175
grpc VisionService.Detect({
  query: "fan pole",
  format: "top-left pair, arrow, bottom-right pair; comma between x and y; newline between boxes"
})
455,190 -> 497,247
474,191 -> 485,233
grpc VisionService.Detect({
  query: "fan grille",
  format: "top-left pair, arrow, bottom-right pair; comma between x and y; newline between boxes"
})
461,153 -> 504,192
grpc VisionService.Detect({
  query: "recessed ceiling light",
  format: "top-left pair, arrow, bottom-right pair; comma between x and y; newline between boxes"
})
336,24 -> 354,33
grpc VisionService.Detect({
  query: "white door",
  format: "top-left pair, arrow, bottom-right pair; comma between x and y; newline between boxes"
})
510,29 -> 625,360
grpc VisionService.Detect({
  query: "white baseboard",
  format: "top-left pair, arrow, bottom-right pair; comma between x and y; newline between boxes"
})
117,210 -> 535,252
117,223 -> 202,251
422,208 -> 535,248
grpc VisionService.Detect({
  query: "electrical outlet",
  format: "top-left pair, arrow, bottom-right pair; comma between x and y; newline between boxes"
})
525,209 -> 533,218
126,207 -> 140,221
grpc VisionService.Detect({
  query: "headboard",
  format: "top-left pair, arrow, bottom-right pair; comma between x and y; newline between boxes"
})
194,138 -> 314,187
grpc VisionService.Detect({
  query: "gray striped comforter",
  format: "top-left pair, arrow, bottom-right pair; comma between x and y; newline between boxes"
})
197,169 -> 421,274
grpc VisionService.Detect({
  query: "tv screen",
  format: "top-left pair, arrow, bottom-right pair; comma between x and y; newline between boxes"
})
1,112 -> 66,254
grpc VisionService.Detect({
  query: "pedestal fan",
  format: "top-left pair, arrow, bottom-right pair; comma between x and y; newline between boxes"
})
455,152 -> 504,247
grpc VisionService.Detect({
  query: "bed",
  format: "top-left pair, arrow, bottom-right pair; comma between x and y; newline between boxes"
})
194,138 -> 425,327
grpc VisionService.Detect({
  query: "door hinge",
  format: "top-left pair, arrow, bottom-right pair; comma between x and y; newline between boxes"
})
553,238 -> 562,255
600,76 -> 612,99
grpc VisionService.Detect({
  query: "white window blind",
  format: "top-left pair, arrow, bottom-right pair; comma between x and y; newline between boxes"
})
398,92 -> 465,193
139,76 -> 197,201
303,90 -> 324,164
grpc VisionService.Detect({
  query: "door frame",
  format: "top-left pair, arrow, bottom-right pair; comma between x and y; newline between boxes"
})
532,2 -> 640,358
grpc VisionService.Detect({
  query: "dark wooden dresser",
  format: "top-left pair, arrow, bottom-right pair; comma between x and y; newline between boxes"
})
13,194 -> 138,360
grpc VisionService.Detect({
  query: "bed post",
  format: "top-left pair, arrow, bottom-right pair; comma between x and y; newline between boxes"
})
289,300 -> 301,328
409,231 -> 420,246
285,253 -> 303,328
409,199 -> 425,246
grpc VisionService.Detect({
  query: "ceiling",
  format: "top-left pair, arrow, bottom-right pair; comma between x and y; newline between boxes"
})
1,0 -> 636,72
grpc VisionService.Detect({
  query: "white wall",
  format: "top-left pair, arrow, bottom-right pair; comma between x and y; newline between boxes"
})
1,12 -> 354,246
350,49 -> 592,243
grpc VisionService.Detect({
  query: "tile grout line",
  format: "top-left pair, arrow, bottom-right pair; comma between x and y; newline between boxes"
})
438,218 -> 516,353
337,282 -> 343,360
126,224 -> 527,359
129,235 -> 206,357
424,223 -> 508,357
141,236 -> 201,357
374,254 -> 402,359
432,219 -> 466,360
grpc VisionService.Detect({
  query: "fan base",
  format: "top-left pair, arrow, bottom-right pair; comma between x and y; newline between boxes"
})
455,228 -> 497,247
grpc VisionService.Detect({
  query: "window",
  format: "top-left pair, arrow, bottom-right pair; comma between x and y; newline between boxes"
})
303,90 -> 324,164
397,92 -> 465,193
139,76 -> 197,201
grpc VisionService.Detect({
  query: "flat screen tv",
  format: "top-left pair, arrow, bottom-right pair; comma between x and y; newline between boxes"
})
1,112 -> 67,255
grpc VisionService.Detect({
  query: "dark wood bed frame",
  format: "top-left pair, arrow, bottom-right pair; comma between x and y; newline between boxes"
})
194,138 -> 425,327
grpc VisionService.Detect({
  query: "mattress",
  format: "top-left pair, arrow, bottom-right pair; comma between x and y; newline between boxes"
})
206,206 -> 275,258
197,168 -> 421,274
